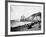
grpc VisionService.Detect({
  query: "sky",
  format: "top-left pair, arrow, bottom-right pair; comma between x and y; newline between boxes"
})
10,5 -> 42,20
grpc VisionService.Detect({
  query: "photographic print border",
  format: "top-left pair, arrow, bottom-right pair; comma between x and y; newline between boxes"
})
5,0 -> 45,36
